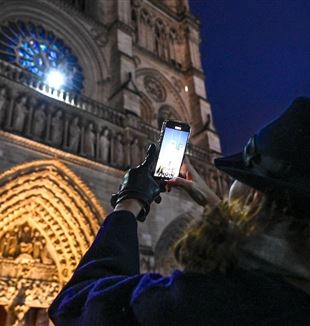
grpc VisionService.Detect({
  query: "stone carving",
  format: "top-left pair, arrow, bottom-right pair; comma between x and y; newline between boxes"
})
0,278 -> 60,307
99,128 -> 110,162
0,223 -> 53,265
84,122 -> 95,157
13,96 -> 28,132
68,116 -> 81,152
130,138 -> 142,167
0,229 -> 18,258
114,133 -> 125,166
51,110 -> 64,146
0,160 -> 105,325
0,86 -> 8,126
144,75 -> 166,102
32,104 -> 46,138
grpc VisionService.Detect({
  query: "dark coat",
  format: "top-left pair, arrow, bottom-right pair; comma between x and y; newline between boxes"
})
49,211 -> 310,325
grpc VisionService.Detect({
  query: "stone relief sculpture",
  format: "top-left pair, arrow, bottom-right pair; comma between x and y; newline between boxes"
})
130,138 -> 142,167
114,133 -> 125,166
0,86 -> 8,126
84,122 -> 95,157
32,104 -> 46,138
51,110 -> 64,146
68,116 -> 81,152
0,223 -> 53,264
13,96 -> 28,132
99,128 -> 110,162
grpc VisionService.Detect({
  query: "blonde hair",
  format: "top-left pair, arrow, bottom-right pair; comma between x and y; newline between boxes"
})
174,199 -> 267,274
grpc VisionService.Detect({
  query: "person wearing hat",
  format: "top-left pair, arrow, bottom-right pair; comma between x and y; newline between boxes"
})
49,98 -> 310,325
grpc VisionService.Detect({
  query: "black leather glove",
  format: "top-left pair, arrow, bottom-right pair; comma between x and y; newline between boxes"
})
111,143 -> 161,222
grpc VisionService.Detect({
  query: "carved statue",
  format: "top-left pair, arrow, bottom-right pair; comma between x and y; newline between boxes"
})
68,116 -> 81,152
19,224 -> 32,243
114,133 -> 125,166
0,86 -> 8,126
13,96 -> 28,132
0,222 -> 55,267
32,104 -> 46,138
0,233 -> 10,257
99,128 -> 110,162
40,237 -> 53,265
32,231 -> 44,262
19,224 -> 33,256
130,138 -> 142,167
51,110 -> 64,146
84,122 -> 95,157
1,229 -> 18,258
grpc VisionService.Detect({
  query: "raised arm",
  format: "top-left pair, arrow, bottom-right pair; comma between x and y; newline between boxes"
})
49,144 -> 161,325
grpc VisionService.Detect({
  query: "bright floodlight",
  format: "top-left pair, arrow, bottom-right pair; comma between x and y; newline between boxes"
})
46,70 -> 65,90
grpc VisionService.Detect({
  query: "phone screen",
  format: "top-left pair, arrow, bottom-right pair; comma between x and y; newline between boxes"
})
154,122 -> 190,179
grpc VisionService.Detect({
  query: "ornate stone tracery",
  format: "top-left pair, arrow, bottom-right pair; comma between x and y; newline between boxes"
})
0,159 -> 105,323
143,75 -> 166,102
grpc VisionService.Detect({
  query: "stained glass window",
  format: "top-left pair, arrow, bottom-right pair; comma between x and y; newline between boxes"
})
0,21 -> 84,93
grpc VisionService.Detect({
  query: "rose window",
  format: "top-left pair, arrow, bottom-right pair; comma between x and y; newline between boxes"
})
0,21 -> 84,93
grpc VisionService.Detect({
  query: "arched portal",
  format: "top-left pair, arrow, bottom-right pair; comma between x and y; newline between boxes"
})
0,159 -> 106,325
154,213 -> 194,275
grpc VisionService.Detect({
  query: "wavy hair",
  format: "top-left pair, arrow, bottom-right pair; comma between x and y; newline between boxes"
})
173,199 -> 268,274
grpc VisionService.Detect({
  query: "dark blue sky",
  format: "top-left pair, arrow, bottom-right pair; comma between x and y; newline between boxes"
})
189,0 -> 310,155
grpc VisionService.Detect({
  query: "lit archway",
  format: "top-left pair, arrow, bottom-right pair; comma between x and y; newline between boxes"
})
0,159 -> 106,322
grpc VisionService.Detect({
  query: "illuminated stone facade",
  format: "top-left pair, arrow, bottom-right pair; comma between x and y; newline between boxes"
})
0,0 -> 227,324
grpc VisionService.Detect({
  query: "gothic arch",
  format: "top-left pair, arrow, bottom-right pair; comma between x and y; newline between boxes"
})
0,0 -> 109,100
0,159 -> 106,312
154,213 -> 194,275
136,68 -> 190,123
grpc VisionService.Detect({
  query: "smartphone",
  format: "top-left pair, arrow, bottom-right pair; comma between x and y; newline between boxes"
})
153,120 -> 191,180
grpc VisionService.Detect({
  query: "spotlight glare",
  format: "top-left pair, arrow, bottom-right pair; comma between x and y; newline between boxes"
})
46,70 -> 65,90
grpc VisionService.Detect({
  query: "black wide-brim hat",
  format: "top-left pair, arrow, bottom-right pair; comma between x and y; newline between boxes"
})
215,97 -> 310,199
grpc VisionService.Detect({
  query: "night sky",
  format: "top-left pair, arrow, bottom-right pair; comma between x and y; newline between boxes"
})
189,0 -> 310,155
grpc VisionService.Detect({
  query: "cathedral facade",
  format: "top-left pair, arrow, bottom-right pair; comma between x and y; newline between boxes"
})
0,0 -> 227,324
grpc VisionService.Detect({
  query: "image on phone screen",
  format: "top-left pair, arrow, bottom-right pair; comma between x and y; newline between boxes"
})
154,124 -> 190,179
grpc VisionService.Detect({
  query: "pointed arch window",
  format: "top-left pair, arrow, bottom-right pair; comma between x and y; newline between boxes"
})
0,21 -> 84,93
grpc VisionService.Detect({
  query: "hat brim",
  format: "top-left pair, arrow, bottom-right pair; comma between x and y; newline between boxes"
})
214,152 -> 310,198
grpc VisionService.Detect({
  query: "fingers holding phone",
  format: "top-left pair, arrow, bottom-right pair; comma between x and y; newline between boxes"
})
166,156 -> 220,208
151,119 -> 220,208
153,120 -> 191,180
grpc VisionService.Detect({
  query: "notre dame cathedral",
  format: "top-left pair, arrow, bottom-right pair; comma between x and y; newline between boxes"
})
0,0 -> 228,324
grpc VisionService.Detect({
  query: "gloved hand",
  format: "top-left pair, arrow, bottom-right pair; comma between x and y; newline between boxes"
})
111,143 -> 161,222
